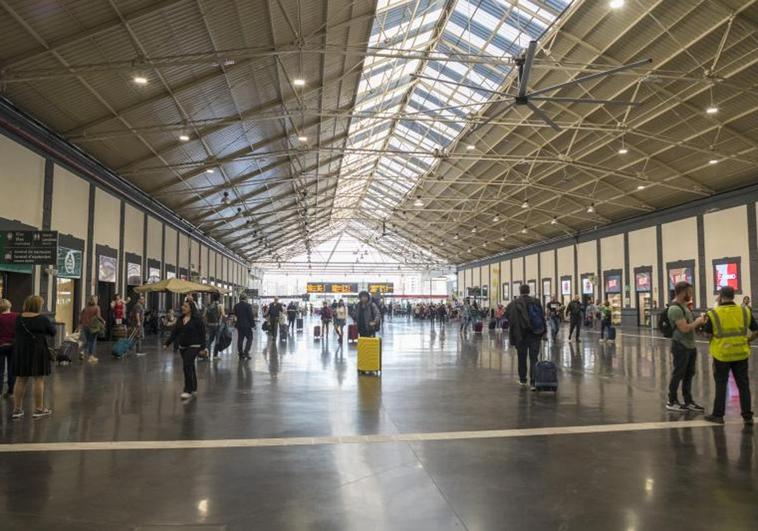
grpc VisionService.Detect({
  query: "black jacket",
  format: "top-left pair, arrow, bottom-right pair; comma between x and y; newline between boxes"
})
165,315 -> 206,348
233,301 -> 255,329
505,295 -> 543,345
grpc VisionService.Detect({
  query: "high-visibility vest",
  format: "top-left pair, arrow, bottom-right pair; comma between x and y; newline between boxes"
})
707,304 -> 751,362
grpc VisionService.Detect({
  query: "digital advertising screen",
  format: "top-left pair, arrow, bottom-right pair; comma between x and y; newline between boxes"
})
127,262 -> 142,286
713,259 -> 741,293
98,255 -> 116,283
668,266 -> 693,289
635,271 -> 651,292
582,277 -> 593,295
604,274 -> 622,294
561,278 -> 572,296
368,282 -> 394,294
148,267 -> 161,283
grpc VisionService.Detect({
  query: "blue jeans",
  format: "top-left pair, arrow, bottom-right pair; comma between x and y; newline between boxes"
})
600,320 -> 612,338
83,329 -> 98,355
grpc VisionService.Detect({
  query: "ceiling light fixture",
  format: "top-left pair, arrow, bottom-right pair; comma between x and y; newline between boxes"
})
551,217 -> 558,225
466,144 -> 475,151
293,78 -> 306,86
587,203 -> 595,214
521,200 -> 529,209
467,248 -> 472,253
493,215 -> 500,222
609,0 -> 624,8
206,169 -> 214,174
500,236 -> 505,241
133,75 -> 148,85
709,159 -> 719,164
521,226 -> 527,234
637,184 -> 646,190
297,135 -> 308,142
413,196 -> 424,207
471,227 -> 477,233
179,134 -> 190,141
618,147 -> 629,155
706,105 -> 718,114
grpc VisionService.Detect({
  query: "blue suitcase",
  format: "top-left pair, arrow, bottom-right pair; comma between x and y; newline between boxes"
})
112,328 -> 137,358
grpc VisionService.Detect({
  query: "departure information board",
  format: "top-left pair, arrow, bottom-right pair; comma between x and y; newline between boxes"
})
306,283 -> 358,294
368,282 -> 394,294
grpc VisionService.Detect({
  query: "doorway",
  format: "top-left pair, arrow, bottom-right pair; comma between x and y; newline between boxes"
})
55,277 -> 80,334
97,281 -> 115,336
0,270 -> 33,311
636,291 -> 652,327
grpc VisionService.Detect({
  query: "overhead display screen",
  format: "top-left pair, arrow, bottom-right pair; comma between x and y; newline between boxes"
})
368,282 -> 394,294
306,282 -> 359,294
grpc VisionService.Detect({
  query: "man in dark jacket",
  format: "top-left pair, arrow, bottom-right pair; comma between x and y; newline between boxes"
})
565,295 -> 583,342
233,294 -> 255,359
505,284 -> 545,390
268,297 -> 283,338
354,291 -> 381,337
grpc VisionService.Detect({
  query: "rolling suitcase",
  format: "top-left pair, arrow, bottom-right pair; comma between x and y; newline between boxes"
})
473,321 -> 483,333
112,328 -> 137,359
314,325 -> 322,339
296,317 -> 304,332
56,340 -> 77,365
357,336 -> 382,375
347,324 -> 359,343
534,347 -> 558,392
279,323 -> 288,341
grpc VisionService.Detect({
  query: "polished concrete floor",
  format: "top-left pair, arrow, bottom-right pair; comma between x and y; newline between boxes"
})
0,317 -> 756,530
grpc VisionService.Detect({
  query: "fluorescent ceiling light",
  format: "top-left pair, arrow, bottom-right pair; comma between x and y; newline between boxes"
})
133,75 -> 148,85
637,184 -> 646,190
709,159 -> 719,164
618,147 -> 629,154
551,217 -> 558,225
206,169 -> 214,174
293,78 -> 306,86
609,0 -> 624,8
521,227 -> 527,234
587,204 -> 595,213
179,134 -> 190,141
466,144 -> 476,151
298,136 -> 308,142
521,201 -> 529,209
706,106 -> 718,114
413,197 -> 424,207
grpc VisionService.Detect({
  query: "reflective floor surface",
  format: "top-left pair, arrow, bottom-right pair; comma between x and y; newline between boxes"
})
0,317 -> 756,530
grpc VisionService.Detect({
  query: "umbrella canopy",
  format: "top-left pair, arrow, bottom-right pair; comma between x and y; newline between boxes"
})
134,278 -> 227,295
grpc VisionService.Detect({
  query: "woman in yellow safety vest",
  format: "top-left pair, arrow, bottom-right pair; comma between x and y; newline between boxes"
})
703,286 -> 758,424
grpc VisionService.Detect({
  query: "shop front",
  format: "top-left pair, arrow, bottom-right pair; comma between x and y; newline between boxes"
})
603,269 -> 623,326
560,275 -> 572,305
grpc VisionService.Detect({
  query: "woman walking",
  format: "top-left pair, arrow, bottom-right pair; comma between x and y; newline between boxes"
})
0,299 -> 18,398
334,300 -> 348,341
11,295 -> 55,419
79,295 -> 103,363
164,299 -> 206,399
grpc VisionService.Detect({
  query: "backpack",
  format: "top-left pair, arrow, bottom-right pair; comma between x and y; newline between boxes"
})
658,303 -> 684,338
89,315 -> 105,335
521,298 -> 546,336
206,302 -> 220,324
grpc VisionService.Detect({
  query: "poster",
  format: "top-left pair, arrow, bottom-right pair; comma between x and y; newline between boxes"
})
561,278 -> 572,296
543,280 -> 551,298
605,274 -> 621,294
668,267 -> 693,289
714,261 -> 740,291
582,277 -> 593,295
148,267 -> 160,283
127,262 -> 142,286
167,270 -> 176,279
57,247 -> 82,279
98,255 -> 116,283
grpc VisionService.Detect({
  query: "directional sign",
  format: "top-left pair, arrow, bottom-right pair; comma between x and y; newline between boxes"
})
307,282 -> 358,294
0,230 -> 58,265
368,282 -> 394,294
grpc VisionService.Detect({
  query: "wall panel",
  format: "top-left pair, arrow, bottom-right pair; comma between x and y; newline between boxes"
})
0,134 -> 45,228
662,217 -> 699,304
704,206 -> 750,298
51,165 -> 88,239
123,204 -> 143,256
628,226 -> 658,307
146,217 -> 162,262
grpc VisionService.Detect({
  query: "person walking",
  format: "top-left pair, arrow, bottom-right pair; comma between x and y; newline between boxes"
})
287,302 -> 298,333
334,300 -> 348,341
546,295 -> 562,341
0,299 -> 18,399
164,300 -> 205,399
130,295 -> 146,355
205,293 -> 225,359
268,297 -> 283,339
320,301 -> 333,336
505,284 -> 546,390
460,299 -> 473,336
703,286 -> 757,424
565,295 -> 583,342
233,294 -> 255,359
599,300 -> 612,342
354,291 -> 381,338
11,295 -> 55,419
79,295 -> 104,363
665,281 -> 706,412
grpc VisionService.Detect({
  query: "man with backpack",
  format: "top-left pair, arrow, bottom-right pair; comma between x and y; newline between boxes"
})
205,293 -> 224,359
506,284 -> 546,390
663,281 -> 706,412
565,295 -> 583,342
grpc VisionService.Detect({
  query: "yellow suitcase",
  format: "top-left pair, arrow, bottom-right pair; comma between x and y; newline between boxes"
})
357,336 -> 382,375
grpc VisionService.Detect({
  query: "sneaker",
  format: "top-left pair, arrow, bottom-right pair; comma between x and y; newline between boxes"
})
685,402 -> 705,412
88,356 -> 99,364
518,379 -> 528,386
180,392 -> 192,399
704,414 -> 724,424
32,408 -> 52,419
666,400 -> 687,412
11,409 -> 23,420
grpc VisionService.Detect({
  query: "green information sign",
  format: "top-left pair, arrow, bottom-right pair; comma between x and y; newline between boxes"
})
57,247 -> 82,279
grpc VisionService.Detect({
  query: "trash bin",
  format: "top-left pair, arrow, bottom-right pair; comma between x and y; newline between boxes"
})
53,321 -> 66,349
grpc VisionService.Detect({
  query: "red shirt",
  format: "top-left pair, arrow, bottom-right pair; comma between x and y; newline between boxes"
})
0,312 -> 19,345
112,301 -> 125,320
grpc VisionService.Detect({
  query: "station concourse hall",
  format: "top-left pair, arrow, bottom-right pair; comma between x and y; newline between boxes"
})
1,0 -> 758,530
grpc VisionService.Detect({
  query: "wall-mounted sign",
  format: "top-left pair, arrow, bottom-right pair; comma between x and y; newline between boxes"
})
466,287 -> 481,297
148,267 -> 160,283
502,282 -> 510,300
713,257 -> 741,293
0,230 -> 57,264
306,282 -> 358,294
166,270 -> 176,279
57,246 -> 82,279
98,255 -> 116,283
561,278 -> 572,296
127,262 -> 142,286
368,282 -> 394,294
635,272 -> 651,292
